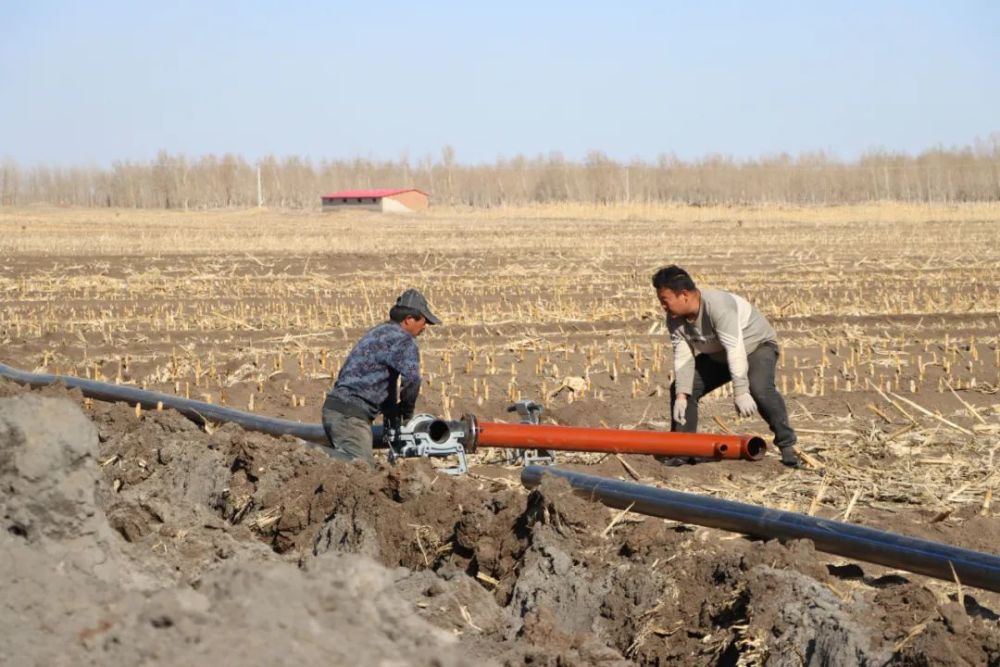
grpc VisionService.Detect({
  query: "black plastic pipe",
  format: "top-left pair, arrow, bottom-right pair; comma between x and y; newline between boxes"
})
522,465 -> 1000,593
0,362 -> 385,444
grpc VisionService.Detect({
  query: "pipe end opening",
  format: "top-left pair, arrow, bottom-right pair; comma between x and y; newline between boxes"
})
428,420 -> 452,444
745,436 -> 767,461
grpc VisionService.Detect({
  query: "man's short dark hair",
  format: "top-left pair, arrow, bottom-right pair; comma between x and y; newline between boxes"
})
389,305 -> 424,323
651,265 -> 697,292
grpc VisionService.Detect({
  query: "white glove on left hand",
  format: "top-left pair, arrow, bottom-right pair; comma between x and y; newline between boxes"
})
734,393 -> 758,418
672,395 -> 688,426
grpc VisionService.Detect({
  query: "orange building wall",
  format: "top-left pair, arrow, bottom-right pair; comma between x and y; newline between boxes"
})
387,191 -> 429,210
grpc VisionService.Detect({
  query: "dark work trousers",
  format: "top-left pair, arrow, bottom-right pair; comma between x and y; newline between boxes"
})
321,407 -> 376,467
670,342 -> 797,449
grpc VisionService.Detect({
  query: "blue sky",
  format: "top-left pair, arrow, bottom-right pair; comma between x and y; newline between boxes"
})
1,1 -> 998,166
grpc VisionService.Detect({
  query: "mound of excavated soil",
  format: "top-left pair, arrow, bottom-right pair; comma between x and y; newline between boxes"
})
3,382 -> 1000,666
0,393 -> 471,666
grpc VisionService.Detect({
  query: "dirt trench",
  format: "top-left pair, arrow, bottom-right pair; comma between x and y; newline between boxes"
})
3,382 -> 1000,666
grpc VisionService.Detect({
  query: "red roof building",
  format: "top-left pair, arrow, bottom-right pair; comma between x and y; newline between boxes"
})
321,188 -> 429,213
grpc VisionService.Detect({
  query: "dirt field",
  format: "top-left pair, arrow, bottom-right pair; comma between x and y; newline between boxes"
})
2,203 -> 1000,665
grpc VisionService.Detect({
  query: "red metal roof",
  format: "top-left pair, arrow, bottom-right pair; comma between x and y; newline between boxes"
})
321,188 -> 429,199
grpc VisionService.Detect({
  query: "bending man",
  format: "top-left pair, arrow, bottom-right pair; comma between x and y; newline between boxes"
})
322,289 -> 440,466
652,265 -> 799,467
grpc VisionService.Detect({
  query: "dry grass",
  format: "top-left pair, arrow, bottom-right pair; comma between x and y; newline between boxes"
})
2,202 -> 1000,256
1,202 -> 999,528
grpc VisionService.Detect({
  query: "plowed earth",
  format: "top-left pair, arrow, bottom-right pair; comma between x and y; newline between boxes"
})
3,208 -> 1000,664
2,384 -> 999,666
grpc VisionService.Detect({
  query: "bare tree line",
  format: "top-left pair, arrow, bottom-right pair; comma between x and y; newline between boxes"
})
3,137 -> 999,209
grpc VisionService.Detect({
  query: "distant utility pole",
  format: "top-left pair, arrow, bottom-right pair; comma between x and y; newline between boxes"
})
624,167 -> 631,203
256,164 -> 263,208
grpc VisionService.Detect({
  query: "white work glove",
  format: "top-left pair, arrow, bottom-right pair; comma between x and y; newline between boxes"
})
734,393 -> 758,418
672,395 -> 688,426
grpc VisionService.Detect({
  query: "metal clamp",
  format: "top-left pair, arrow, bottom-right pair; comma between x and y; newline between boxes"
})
384,414 -> 470,475
503,400 -> 555,467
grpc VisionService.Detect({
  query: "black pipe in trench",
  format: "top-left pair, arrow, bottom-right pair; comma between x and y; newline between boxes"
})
522,465 -> 1000,594
0,362 -> 384,445
7,361 -> 999,592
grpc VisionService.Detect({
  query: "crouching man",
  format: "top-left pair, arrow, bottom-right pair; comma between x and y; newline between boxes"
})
322,289 -> 440,466
652,265 -> 800,467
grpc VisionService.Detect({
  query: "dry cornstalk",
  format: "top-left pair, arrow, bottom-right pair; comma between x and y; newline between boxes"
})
601,502 -> 637,538
712,415 -> 733,434
841,489 -> 862,521
615,454 -> 642,481
943,379 -> 986,424
867,403 -> 893,423
797,428 -> 856,435
948,562 -> 965,610
807,479 -> 829,516
887,390 -> 974,436
476,572 -> 500,588
868,380 -> 918,425
797,450 -> 825,470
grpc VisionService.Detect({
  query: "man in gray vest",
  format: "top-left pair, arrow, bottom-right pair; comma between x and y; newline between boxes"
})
652,265 -> 800,467
321,289 -> 440,466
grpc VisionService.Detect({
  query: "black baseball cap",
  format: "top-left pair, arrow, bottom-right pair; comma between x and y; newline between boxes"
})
395,289 -> 441,325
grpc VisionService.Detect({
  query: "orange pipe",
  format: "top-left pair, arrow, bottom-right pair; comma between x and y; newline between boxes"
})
475,421 -> 766,461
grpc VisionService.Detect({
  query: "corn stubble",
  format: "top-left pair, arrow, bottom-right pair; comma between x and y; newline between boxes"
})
1,202 -> 999,527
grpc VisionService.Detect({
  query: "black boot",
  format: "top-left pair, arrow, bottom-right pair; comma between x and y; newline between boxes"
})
778,445 -> 801,468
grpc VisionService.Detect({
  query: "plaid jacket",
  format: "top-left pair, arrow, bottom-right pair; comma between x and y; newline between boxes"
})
326,321 -> 421,420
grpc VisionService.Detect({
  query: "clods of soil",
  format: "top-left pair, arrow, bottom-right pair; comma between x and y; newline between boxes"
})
3,383 -> 1000,665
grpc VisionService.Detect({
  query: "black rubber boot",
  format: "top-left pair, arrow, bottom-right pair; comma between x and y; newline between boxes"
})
778,445 -> 801,468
